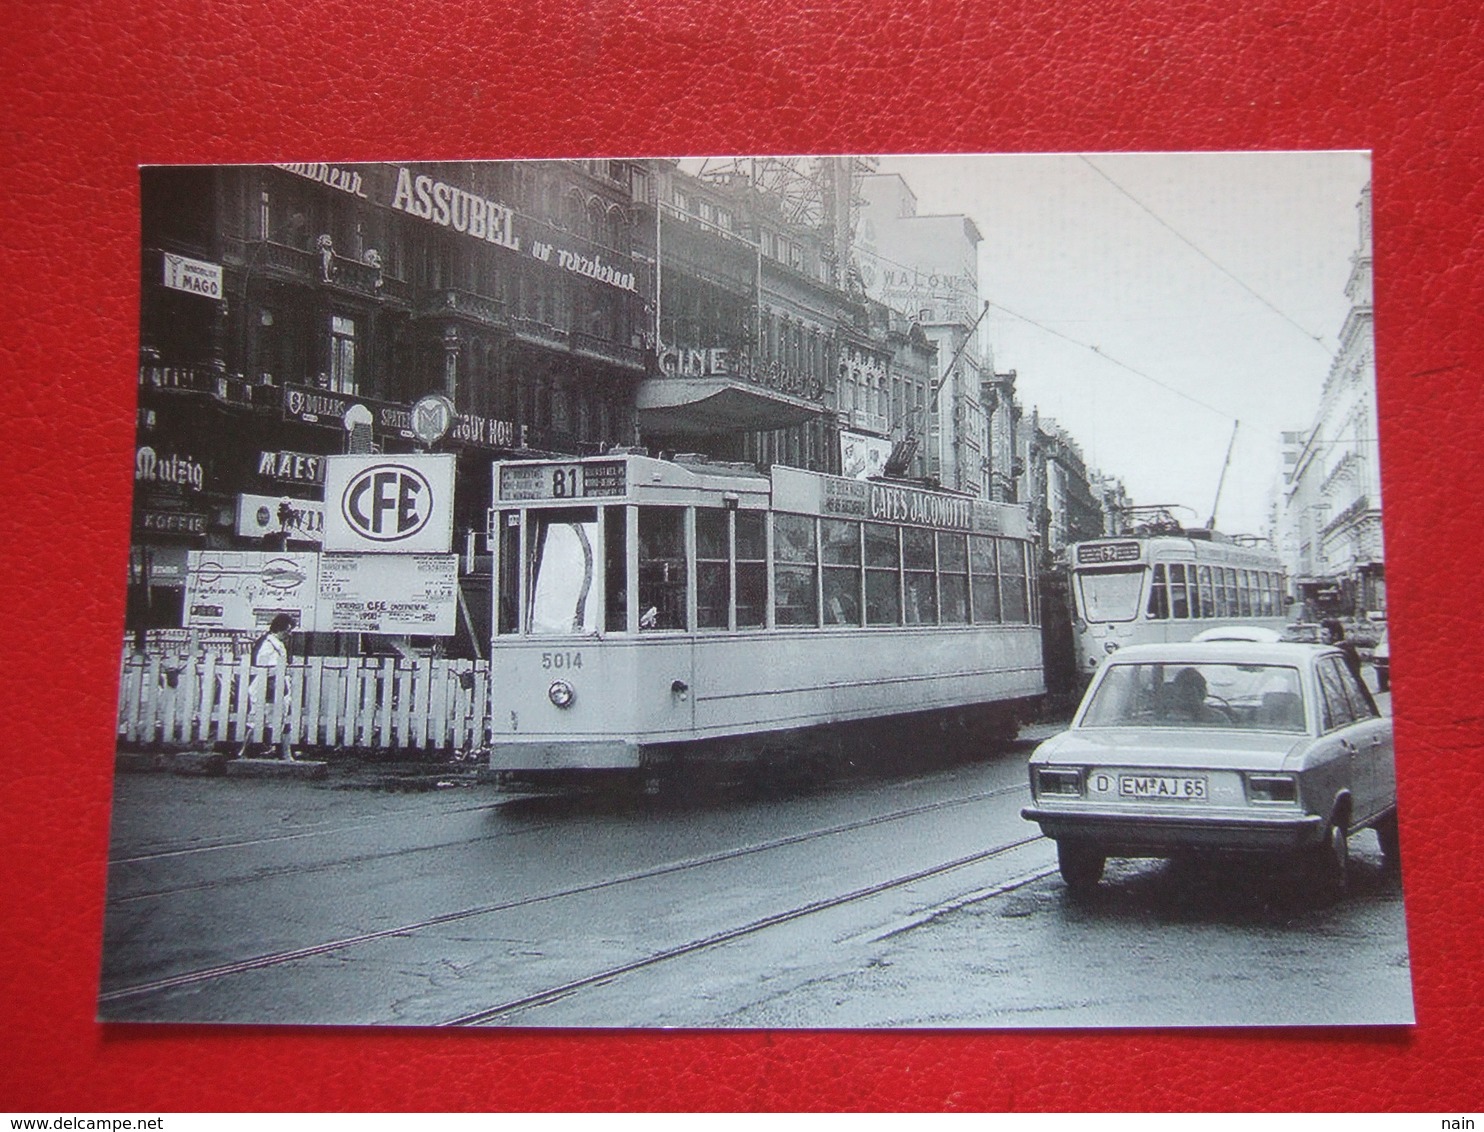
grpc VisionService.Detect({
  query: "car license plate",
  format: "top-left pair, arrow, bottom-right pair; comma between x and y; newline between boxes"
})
1118,774 -> 1207,801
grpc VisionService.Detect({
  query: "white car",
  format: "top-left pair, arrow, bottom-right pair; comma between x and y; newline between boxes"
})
1022,640 -> 1398,898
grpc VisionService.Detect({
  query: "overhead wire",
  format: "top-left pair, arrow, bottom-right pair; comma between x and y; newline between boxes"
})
1077,155 -> 1337,356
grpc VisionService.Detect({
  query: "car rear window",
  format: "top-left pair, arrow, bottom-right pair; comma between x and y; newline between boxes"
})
1081,662 -> 1307,732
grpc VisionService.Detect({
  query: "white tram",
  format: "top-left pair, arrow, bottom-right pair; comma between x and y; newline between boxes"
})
1068,532 -> 1291,680
485,453 -> 1045,783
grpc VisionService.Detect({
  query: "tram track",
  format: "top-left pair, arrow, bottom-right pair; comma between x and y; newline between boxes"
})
99,781 -> 1032,1008
441,838 -> 1053,1026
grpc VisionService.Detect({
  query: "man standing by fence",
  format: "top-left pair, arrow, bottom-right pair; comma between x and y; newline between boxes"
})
238,613 -> 295,760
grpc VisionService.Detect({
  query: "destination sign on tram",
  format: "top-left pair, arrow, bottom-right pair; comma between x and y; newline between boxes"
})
1077,541 -> 1143,565
498,460 -> 627,501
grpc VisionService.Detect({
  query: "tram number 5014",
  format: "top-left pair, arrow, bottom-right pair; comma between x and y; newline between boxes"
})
541,651 -> 583,670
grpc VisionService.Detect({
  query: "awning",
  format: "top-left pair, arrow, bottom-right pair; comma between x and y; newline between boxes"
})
636,377 -> 824,435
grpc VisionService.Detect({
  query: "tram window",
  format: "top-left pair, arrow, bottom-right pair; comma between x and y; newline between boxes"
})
970,535 -> 1001,623
497,510 -> 520,635
939,533 -> 969,624
638,507 -> 688,631
1169,563 -> 1191,619
864,522 -> 901,626
999,538 -> 1029,623
696,508 -> 730,630
735,511 -> 767,629
1147,563 -> 1170,620
526,508 -> 601,635
903,527 -> 937,625
821,518 -> 862,626
774,513 -> 818,627
1198,565 -> 1216,619
604,506 -> 627,633
1238,569 -> 1252,616
1221,568 -> 1236,618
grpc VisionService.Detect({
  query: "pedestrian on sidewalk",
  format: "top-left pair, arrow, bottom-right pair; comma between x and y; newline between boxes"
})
238,613 -> 296,760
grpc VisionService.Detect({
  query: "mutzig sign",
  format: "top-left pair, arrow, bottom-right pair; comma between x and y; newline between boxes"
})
322,454 -> 456,553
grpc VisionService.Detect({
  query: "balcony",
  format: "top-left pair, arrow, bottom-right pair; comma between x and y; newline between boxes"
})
415,288 -> 508,330
510,316 -> 571,351
138,364 -> 257,407
571,330 -> 646,373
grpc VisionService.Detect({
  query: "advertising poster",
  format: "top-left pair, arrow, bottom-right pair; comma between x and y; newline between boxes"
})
316,552 -> 458,635
235,493 -> 326,543
182,550 -> 320,631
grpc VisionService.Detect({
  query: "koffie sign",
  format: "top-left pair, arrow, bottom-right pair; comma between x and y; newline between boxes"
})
322,454 -> 456,553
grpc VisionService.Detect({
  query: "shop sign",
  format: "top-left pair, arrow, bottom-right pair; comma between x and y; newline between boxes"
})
184,551 -> 319,631
162,253 -> 223,299
139,510 -> 209,535
316,552 -> 457,635
390,166 -> 519,250
529,238 -> 639,292
236,493 -> 326,543
322,454 -> 456,553
282,384 -> 521,451
129,544 -> 190,584
257,450 -> 325,485
273,162 -> 368,198
136,445 -> 205,493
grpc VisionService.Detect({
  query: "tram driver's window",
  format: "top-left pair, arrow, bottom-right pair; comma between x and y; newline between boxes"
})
903,527 -> 937,625
638,506 -> 687,631
526,508 -> 601,635
696,508 -> 730,630
735,511 -> 767,628
821,518 -> 862,626
864,522 -> 900,625
604,505 -> 627,633
773,513 -> 818,627
1147,563 -> 1170,620
969,535 -> 1000,623
939,533 -> 969,624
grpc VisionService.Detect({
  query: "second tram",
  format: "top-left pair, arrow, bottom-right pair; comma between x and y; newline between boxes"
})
486,453 -> 1045,785
1067,530 -> 1290,680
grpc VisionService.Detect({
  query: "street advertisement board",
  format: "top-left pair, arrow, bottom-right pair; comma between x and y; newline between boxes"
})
316,552 -> 458,634
235,493 -> 327,543
839,428 -> 893,480
322,453 -> 456,553
182,550 -> 319,631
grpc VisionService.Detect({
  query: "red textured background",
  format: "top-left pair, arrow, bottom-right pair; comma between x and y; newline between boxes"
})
2,0 -> 1481,1113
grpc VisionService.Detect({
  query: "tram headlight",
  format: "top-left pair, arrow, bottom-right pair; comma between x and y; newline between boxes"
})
1103,641 -> 1120,654
548,680 -> 575,708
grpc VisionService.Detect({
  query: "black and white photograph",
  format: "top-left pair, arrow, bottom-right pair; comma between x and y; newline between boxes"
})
102,152 -> 1410,1029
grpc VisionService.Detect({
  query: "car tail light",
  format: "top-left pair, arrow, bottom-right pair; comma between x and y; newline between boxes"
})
1036,767 -> 1083,796
1247,773 -> 1297,803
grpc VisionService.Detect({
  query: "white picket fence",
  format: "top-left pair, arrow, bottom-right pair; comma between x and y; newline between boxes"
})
117,651 -> 491,753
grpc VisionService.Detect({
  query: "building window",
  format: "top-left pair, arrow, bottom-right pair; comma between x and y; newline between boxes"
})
329,315 -> 357,394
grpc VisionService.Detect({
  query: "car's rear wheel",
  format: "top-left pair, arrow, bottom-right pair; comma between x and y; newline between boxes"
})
1376,810 -> 1401,868
1057,841 -> 1105,894
1304,818 -> 1349,901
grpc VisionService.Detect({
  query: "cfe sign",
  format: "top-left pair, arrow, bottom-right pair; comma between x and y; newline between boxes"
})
322,454 -> 456,553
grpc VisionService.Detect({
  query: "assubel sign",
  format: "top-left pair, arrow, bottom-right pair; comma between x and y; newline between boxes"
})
322,454 -> 456,553
389,166 -> 519,250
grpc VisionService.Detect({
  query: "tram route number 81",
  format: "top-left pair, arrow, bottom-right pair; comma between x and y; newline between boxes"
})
541,651 -> 583,670
550,466 -> 582,497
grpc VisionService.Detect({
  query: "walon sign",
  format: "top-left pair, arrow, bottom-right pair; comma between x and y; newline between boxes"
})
322,454 -> 456,553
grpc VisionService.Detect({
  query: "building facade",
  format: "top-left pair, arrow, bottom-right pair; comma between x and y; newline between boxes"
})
1280,183 -> 1383,617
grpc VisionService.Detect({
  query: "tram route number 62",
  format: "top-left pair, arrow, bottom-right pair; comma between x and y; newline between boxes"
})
541,651 -> 583,670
